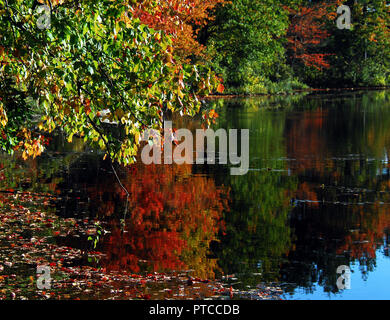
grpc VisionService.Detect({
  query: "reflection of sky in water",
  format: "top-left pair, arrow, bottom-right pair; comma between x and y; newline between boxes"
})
283,251 -> 390,300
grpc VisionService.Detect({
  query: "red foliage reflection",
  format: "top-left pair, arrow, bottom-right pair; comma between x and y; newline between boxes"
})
88,162 -> 228,278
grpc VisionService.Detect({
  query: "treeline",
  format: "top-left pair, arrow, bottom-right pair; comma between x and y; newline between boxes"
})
199,0 -> 390,94
0,0 -> 388,162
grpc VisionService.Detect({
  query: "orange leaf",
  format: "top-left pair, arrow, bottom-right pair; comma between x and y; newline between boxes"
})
217,83 -> 225,93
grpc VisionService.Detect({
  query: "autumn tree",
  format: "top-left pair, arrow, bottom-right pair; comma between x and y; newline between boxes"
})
286,1 -> 339,71
131,0 -> 226,61
0,0 -> 221,164
326,0 -> 390,86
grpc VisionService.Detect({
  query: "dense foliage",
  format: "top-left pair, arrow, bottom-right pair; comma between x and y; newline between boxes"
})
0,0 -> 389,162
0,0 -> 221,163
132,0 -> 225,60
205,0 -> 294,94
205,0 -> 389,93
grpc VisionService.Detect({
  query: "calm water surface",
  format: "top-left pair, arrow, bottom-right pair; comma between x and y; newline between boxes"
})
1,90 -> 389,299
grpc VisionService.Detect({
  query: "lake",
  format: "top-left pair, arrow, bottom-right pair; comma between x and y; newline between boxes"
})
1,90 -> 389,300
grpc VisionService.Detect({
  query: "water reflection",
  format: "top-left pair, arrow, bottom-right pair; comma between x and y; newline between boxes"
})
212,90 -> 390,298
1,90 -> 390,299
94,162 -> 228,280
282,92 -> 390,296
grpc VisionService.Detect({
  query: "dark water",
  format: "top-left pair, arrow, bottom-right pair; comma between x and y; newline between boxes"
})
1,90 -> 390,299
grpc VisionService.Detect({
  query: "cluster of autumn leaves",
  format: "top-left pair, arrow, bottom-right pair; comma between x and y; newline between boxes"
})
0,0 -> 225,165
286,2 -> 339,70
132,0 -> 226,60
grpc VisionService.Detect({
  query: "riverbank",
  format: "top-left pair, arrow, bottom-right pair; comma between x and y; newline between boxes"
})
205,86 -> 390,100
